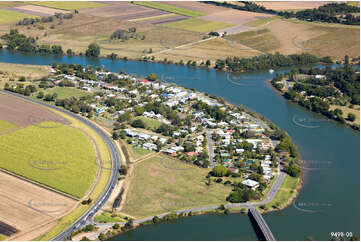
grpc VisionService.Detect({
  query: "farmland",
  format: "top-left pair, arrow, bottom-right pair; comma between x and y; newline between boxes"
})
163,18 -> 234,33
0,171 -> 77,241
120,155 -> 237,218
0,9 -> 35,24
30,1 -> 106,11
0,121 -> 98,198
0,120 -> 16,133
135,2 -> 205,17
9,5 -> 69,17
255,1 -> 330,11
226,19 -> 360,59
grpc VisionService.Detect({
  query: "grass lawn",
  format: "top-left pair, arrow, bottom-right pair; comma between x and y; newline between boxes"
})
121,154 -> 238,218
94,211 -> 126,223
134,2 -> 205,17
246,16 -> 281,27
0,121 -> 97,198
30,1 -> 106,10
264,175 -> 298,210
0,9 -> 35,24
125,143 -> 151,161
42,86 -> 88,99
0,234 -> 7,241
134,116 -> 163,130
163,18 -> 234,33
0,120 -> 17,133
330,105 -> 360,126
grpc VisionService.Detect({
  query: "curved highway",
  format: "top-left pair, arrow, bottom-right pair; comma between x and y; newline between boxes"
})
0,90 -> 120,241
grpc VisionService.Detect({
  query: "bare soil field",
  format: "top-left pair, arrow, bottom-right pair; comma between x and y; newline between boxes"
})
0,94 -> 70,128
82,2 -> 167,21
162,1 -> 229,14
200,9 -> 272,34
256,1 -> 331,11
227,19 -> 360,59
0,171 -> 77,240
7,5 -> 68,17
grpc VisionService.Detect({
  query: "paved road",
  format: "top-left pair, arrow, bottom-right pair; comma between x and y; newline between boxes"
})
0,90 -> 121,241
245,113 -> 268,130
205,130 -> 215,168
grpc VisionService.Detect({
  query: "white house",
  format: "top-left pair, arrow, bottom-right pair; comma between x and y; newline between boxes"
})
242,179 -> 259,190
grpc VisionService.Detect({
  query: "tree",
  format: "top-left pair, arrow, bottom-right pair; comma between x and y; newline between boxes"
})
147,73 -> 158,81
347,113 -> 356,122
212,165 -> 228,177
131,119 -> 146,129
98,233 -> 106,241
37,91 -> 44,99
112,223 -> 120,229
85,43 -> 100,57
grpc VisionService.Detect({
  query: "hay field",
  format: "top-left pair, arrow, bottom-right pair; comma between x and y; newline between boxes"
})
163,18 -> 234,33
135,2 -> 205,17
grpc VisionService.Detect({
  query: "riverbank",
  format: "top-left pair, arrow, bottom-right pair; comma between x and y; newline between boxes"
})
267,78 -> 360,132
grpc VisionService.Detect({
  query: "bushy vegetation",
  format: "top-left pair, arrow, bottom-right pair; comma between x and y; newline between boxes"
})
1,29 -> 63,55
17,12 -> 73,26
215,53 -> 332,72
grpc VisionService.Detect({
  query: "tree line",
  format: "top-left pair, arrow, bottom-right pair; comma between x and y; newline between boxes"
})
215,53 -> 332,72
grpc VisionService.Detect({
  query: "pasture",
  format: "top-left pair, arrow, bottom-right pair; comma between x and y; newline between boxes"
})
30,1 -> 106,11
163,18 -> 234,33
0,121 -> 98,198
0,9 -> 35,24
163,1 -> 228,14
120,155 -> 238,218
135,2 -> 205,17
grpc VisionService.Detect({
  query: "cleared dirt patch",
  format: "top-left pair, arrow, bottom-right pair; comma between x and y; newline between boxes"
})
0,94 -> 70,128
256,1 -> 331,11
82,2 -> 167,21
8,5 -> 68,17
0,171 -> 77,240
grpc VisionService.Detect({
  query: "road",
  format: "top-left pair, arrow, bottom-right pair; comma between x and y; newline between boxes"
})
0,90 -> 121,241
205,130 -> 215,168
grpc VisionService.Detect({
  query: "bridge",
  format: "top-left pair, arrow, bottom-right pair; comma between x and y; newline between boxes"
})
248,207 -> 276,241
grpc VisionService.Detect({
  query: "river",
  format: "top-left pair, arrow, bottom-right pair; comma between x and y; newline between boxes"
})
0,50 -> 359,241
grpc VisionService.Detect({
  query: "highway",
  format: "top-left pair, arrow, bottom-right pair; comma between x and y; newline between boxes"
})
0,90 -> 121,241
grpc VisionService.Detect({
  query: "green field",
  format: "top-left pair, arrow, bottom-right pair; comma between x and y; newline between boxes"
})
94,212 -> 126,223
121,155 -> 238,218
135,2 -> 205,17
125,143 -> 151,161
0,2 -> 25,8
0,120 -> 17,133
30,1 -> 106,10
0,234 -> 7,241
42,86 -> 88,99
0,9 -> 35,24
0,121 -> 97,198
134,116 -> 163,130
163,18 -> 234,33
264,175 -> 299,210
